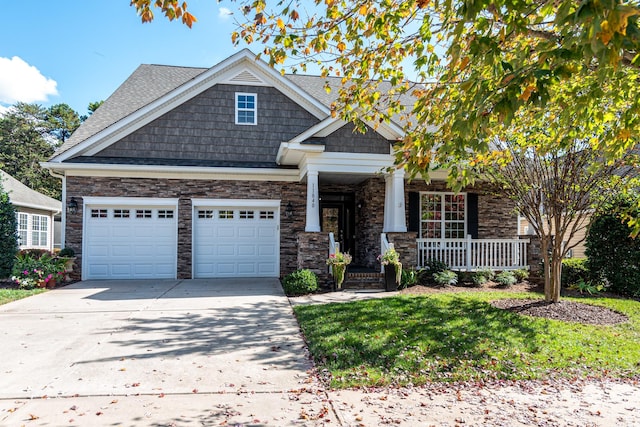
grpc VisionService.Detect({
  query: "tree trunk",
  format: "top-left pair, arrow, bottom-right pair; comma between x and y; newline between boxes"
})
541,240 -> 552,302
542,238 -> 563,303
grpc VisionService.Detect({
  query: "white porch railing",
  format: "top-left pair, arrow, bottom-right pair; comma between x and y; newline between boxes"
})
329,232 -> 338,276
417,236 -> 530,271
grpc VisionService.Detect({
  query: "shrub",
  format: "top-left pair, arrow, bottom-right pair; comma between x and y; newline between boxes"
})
0,185 -> 18,278
433,270 -> 458,286
423,259 -> 449,275
417,259 -> 450,286
494,271 -> 517,287
586,197 -> 640,296
399,268 -> 418,289
472,272 -> 488,286
568,279 -> 606,295
513,269 -> 529,282
471,268 -> 495,286
58,247 -> 76,257
561,258 -> 589,286
281,269 -> 318,296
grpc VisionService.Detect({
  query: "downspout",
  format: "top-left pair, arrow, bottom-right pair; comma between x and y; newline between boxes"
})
47,168 -> 66,249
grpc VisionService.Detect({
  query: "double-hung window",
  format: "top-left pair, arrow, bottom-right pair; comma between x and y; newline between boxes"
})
15,212 -> 49,248
16,213 -> 28,246
31,215 -> 49,247
235,93 -> 257,125
420,193 -> 466,239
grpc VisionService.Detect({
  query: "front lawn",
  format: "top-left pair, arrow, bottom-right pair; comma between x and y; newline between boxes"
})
0,288 -> 45,305
294,292 -> 640,388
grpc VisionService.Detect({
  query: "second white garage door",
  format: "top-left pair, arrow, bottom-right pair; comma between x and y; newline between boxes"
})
193,201 -> 280,278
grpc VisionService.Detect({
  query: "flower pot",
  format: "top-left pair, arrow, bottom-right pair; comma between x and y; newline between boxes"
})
46,279 -> 56,289
384,264 -> 399,292
62,257 -> 76,273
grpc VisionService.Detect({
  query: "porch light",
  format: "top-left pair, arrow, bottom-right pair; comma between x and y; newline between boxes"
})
285,202 -> 294,219
67,197 -> 78,215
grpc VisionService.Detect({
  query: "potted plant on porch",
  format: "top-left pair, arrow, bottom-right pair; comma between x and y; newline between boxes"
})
379,246 -> 402,291
326,250 -> 352,291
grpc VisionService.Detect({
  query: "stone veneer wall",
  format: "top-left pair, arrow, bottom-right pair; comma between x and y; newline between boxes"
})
296,232 -> 331,285
386,232 -> 418,269
355,177 -> 385,268
66,176 -> 307,279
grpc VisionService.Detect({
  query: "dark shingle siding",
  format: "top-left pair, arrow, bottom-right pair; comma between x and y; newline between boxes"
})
322,122 -> 391,154
94,84 -> 319,163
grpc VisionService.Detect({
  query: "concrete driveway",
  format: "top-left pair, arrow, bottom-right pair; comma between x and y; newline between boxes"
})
0,279 -> 334,426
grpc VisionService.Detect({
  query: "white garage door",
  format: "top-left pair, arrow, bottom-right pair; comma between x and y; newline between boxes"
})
83,203 -> 177,279
193,204 -> 279,278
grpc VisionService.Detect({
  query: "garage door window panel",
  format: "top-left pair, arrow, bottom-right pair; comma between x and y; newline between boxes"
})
113,209 -> 130,218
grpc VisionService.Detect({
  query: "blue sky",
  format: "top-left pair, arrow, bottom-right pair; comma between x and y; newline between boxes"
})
0,1 -> 245,115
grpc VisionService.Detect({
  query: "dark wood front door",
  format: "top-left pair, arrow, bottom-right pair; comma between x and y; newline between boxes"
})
320,193 -> 355,255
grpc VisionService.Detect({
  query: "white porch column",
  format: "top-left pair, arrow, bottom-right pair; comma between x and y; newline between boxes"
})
391,168 -> 407,232
305,169 -> 321,232
383,173 -> 393,232
383,169 -> 407,232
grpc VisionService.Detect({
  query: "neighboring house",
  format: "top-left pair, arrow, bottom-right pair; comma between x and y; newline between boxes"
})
43,49 -> 530,281
518,215 -> 589,259
0,170 -> 61,251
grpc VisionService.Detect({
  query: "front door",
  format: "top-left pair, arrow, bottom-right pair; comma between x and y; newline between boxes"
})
320,193 -> 355,255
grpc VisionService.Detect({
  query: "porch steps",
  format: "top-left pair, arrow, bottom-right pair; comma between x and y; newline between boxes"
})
343,271 -> 385,290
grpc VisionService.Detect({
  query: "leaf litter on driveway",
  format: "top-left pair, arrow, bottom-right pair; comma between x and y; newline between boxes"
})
328,377 -> 640,426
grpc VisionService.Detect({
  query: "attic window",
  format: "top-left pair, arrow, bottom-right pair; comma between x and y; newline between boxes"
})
235,93 -> 257,125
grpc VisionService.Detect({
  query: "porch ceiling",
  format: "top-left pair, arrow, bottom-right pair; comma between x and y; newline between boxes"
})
317,172 -> 375,185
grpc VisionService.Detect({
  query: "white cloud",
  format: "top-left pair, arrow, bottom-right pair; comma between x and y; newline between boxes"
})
219,7 -> 233,19
0,56 -> 58,105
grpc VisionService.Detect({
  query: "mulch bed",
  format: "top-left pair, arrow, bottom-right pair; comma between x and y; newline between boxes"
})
400,280 -> 630,325
0,279 -> 18,289
491,298 -> 629,325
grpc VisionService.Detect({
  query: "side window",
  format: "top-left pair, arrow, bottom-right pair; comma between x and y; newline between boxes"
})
235,93 -> 257,125
16,213 -> 28,246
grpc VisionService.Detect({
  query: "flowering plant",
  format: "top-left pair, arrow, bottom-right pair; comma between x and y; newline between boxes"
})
326,251 -> 352,266
378,246 -> 400,266
11,251 -> 65,289
326,250 -> 352,290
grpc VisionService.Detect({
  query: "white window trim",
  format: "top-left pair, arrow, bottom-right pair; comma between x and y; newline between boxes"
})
235,92 -> 257,125
419,192 -> 467,239
16,212 -> 50,249
17,212 -> 28,247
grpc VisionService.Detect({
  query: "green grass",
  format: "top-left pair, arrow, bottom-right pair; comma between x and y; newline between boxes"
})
0,288 -> 45,305
294,292 -> 640,388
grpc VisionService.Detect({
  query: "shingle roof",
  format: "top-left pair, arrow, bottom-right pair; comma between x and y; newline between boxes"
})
0,170 -> 61,212
53,62 -> 417,159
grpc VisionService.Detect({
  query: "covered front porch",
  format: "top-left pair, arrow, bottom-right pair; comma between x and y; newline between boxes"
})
292,160 -> 531,278
277,132 -> 532,280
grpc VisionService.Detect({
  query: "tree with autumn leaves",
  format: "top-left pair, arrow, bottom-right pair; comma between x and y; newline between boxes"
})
132,0 -> 639,302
